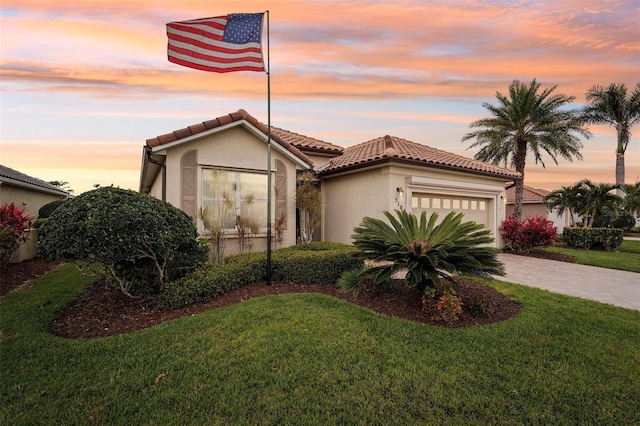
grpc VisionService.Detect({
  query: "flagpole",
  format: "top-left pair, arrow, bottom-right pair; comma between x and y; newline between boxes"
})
266,10 -> 272,286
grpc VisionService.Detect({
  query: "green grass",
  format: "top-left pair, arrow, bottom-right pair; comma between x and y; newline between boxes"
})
2,264 -> 639,424
539,240 -> 640,273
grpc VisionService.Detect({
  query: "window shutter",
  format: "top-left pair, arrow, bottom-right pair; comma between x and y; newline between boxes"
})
181,150 -> 197,219
275,160 -> 287,230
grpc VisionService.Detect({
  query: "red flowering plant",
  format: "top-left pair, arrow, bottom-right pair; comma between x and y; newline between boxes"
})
0,203 -> 34,267
500,215 -> 558,253
422,288 -> 463,323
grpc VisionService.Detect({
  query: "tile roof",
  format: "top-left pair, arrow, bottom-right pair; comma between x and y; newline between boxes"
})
145,109 -> 342,167
270,126 -> 343,155
316,135 -> 522,180
506,185 -> 550,203
0,164 -> 71,197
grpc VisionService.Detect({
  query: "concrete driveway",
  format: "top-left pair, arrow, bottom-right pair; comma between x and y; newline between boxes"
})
496,253 -> 640,311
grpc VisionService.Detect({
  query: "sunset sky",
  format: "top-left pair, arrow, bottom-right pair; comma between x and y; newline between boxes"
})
2,0 -> 639,195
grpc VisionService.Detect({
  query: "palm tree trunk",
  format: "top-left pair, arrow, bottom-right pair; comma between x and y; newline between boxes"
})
512,140 -> 528,221
615,152 -> 625,197
513,180 -> 524,220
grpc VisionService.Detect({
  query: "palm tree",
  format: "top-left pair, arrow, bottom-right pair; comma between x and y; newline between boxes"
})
574,179 -> 623,228
543,184 -> 581,226
582,83 -> 640,194
623,182 -> 640,217
462,79 -> 591,220
351,209 -> 504,294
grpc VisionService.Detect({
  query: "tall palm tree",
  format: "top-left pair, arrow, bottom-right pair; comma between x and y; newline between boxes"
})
543,184 -> 581,226
582,83 -> 640,194
462,79 -> 591,220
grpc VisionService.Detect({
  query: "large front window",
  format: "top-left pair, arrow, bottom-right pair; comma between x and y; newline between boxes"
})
202,168 -> 268,230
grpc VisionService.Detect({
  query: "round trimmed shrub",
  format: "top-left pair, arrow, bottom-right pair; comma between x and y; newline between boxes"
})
38,187 -> 208,296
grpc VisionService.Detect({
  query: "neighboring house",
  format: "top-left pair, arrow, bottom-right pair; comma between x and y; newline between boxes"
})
505,185 -> 568,231
139,109 -> 522,253
0,164 -> 72,263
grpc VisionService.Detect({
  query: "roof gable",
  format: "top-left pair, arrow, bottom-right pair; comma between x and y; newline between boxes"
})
145,109 -> 346,167
0,164 -> 71,197
317,135 -> 521,180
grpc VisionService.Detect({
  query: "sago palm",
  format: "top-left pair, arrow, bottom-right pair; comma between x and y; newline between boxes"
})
352,209 -> 504,293
462,79 -> 590,220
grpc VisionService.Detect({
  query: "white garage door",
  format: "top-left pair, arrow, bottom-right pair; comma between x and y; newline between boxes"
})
411,193 -> 489,228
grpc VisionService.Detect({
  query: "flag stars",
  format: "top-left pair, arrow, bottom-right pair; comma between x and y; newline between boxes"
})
223,13 -> 264,44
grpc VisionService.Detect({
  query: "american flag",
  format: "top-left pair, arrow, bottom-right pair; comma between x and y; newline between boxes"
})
167,13 -> 265,73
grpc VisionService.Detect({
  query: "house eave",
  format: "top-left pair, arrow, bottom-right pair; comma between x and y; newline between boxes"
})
318,157 -> 522,182
0,178 -> 70,198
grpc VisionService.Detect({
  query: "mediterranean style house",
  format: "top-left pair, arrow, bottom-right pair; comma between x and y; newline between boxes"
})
139,109 -> 521,255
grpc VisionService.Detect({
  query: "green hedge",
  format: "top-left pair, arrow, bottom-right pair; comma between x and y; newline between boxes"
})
272,243 -> 362,284
158,254 -> 266,309
561,227 -> 624,251
158,242 -> 363,309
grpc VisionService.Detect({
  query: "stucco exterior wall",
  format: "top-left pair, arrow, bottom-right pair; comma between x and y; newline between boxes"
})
506,203 -> 548,219
152,125 -> 303,255
305,153 -> 336,170
148,173 -> 163,200
321,167 -> 393,244
0,184 -> 64,218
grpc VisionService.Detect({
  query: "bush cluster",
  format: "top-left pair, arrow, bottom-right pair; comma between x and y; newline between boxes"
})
159,242 -> 363,309
272,243 -> 362,284
561,227 -> 624,251
593,209 -> 636,230
158,255 -> 266,309
500,216 -> 558,253
38,187 -> 208,296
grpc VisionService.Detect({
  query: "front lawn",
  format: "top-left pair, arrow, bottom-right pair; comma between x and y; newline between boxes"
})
1,264 -> 639,425
539,240 -> 640,273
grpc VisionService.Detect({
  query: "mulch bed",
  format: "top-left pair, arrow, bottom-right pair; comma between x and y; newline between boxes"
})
0,258 -> 62,297
2,257 -> 528,339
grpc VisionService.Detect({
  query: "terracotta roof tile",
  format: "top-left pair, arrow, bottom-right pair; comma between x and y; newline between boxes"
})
317,135 -> 521,180
506,185 -> 550,203
157,133 -> 178,144
188,123 -> 207,134
203,118 -> 221,130
173,127 -> 193,140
